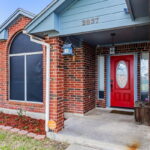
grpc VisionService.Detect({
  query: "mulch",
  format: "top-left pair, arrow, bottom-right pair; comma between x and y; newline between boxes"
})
0,112 -> 45,135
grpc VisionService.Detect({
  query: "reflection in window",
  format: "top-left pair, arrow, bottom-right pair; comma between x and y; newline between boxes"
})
141,53 -> 149,101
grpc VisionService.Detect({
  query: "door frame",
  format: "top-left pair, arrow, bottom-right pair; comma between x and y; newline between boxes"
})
106,53 -> 138,108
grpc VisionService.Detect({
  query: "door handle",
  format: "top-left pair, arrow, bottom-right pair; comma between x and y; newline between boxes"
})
111,80 -> 113,90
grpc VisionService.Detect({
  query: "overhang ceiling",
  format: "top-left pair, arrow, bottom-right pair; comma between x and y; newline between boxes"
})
126,0 -> 150,19
75,25 -> 150,47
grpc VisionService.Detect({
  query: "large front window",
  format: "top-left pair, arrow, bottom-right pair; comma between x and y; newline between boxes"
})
9,32 -> 43,102
140,53 -> 149,102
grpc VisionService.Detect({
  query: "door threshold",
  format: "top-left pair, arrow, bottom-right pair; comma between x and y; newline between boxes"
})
96,107 -> 134,112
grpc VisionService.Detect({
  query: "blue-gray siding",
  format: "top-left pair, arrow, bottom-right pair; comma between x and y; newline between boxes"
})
25,0 -> 150,37
60,0 -> 130,35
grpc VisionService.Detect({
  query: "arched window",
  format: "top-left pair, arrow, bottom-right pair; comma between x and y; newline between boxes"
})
9,32 -> 43,102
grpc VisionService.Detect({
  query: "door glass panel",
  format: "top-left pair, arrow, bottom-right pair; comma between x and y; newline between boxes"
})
116,61 -> 128,88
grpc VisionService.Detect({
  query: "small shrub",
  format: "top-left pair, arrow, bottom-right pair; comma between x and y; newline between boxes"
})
23,126 -> 29,130
15,118 -> 19,121
17,109 -> 24,118
0,121 -> 4,123
35,128 -> 41,132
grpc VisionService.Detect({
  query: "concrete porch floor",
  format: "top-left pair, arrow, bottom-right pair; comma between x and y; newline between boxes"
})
47,109 -> 150,150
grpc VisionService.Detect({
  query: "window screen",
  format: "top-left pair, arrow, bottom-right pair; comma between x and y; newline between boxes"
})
10,56 -> 24,100
27,54 -> 43,102
9,32 -> 43,102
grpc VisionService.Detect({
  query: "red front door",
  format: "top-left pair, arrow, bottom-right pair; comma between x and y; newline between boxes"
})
111,55 -> 134,108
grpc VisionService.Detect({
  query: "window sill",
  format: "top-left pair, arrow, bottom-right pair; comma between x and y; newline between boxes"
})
8,100 -> 44,107
98,99 -> 105,101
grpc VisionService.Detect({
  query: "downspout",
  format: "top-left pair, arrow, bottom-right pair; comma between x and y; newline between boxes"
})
23,31 -> 50,132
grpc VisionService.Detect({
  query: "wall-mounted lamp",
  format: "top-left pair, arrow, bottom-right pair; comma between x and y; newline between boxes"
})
110,33 -> 116,55
62,37 -> 74,56
62,43 -> 74,55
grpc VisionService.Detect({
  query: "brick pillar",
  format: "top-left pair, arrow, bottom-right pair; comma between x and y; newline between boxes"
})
0,41 -> 8,101
63,42 -> 96,114
82,43 -> 96,113
45,37 -> 64,132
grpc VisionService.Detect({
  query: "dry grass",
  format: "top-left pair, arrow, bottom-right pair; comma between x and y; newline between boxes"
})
0,129 -> 68,150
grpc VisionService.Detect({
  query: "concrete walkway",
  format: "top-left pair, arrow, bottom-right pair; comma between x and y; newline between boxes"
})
47,109 -> 150,150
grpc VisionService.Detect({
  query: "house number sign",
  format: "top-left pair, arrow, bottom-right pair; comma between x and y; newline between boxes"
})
82,17 -> 99,26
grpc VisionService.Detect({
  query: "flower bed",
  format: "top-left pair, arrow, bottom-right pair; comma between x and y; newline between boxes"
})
0,112 -> 45,135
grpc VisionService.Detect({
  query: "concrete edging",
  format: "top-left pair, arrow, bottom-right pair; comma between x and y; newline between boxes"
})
0,107 -> 45,120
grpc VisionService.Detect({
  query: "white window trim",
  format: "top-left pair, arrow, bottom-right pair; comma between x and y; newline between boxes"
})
9,51 -> 43,103
9,51 -> 42,57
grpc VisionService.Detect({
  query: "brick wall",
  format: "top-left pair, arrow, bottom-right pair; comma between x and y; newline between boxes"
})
96,42 -> 150,108
0,16 -> 46,114
64,42 -> 96,114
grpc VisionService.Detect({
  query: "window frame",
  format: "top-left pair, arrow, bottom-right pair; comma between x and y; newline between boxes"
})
8,51 -> 43,103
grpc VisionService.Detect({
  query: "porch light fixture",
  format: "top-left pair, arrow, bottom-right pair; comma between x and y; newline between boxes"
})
110,33 -> 116,55
62,37 -> 74,56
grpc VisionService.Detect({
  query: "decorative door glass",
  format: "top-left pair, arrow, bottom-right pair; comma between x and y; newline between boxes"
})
116,61 -> 128,88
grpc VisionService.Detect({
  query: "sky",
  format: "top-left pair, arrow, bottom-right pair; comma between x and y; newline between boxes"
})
0,0 -> 52,25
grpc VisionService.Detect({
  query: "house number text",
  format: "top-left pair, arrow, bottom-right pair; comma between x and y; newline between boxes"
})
82,17 -> 99,26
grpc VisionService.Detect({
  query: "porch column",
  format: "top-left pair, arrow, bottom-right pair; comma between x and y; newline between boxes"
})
63,42 -> 96,114
45,37 -> 64,132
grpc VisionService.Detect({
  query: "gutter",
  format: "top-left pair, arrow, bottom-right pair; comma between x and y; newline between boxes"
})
23,31 -> 50,132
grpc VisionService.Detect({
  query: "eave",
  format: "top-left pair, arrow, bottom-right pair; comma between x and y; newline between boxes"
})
0,8 -> 35,40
